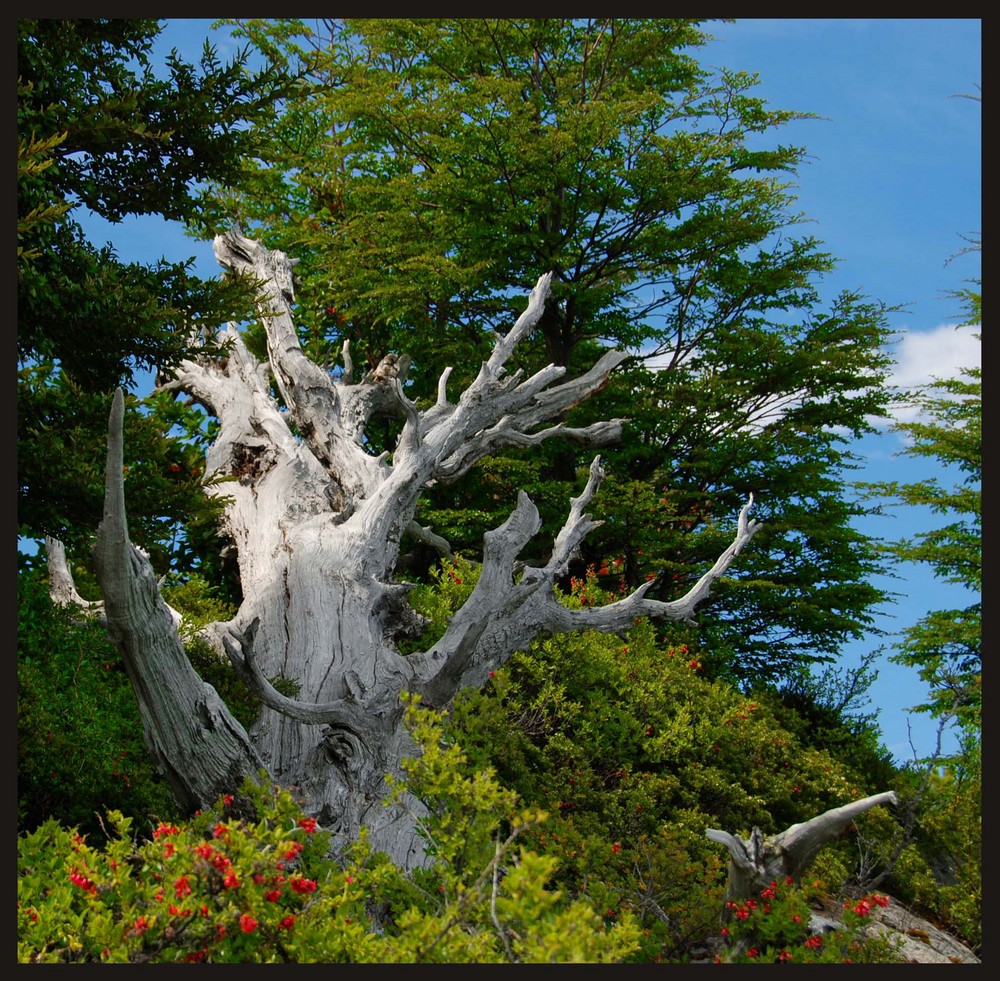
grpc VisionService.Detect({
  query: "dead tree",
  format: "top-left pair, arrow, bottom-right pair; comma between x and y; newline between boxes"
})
53,229 -> 765,869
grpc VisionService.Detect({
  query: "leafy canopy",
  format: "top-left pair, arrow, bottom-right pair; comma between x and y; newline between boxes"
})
861,275 -> 981,743
189,18 -> 896,685
17,19 -> 291,562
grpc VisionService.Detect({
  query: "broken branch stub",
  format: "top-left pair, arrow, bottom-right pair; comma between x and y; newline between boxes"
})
706,791 -> 899,914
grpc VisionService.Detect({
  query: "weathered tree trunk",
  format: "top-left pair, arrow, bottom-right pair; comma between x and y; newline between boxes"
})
706,791 -> 899,916
63,230 -> 767,869
91,390 -> 265,816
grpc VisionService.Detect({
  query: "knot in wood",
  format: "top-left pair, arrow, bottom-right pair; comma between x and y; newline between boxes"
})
321,726 -> 364,774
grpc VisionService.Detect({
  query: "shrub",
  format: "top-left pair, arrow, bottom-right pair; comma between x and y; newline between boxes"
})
17,573 -> 179,837
432,564 -> 889,958
715,878 -> 904,963
18,700 -> 641,963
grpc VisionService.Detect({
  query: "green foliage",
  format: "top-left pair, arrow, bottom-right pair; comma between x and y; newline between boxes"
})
160,574 -> 265,732
847,228 -> 981,954
193,17 -> 895,687
206,18 -> 815,373
765,656 -> 898,792
885,847 -> 941,914
408,562 -> 901,958
860,279 -> 980,745
16,568 -> 261,834
16,16 -> 279,389
18,366 -> 229,574
397,554 -> 481,655
387,693 -> 523,884
19,554 -> 977,961
17,130 -> 71,256
451,568 -> 880,827
17,573 -> 180,837
15,21 -> 979,960
17,789 -> 362,964
420,455 -> 576,563
161,572 -> 239,642
17,17 -> 288,562
18,709 -> 641,963
588,291 -> 896,688
919,759 -> 981,952
716,879 -> 903,964
862,761 -> 982,955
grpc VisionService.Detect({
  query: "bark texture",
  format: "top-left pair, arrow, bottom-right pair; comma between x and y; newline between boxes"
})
706,791 -> 899,914
92,389 -> 265,816
70,230 -> 768,868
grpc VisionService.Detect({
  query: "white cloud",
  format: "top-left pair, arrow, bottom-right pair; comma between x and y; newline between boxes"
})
887,322 -> 980,391
881,321 -> 981,428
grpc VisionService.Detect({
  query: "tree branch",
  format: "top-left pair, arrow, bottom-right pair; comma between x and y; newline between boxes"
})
349,272 -> 628,554
45,536 -> 105,616
92,388 -> 268,812
538,487 -> 761,634
415,494 -> 544,707
544,456 -> 606,577
434,418 -> 625,484
213,229 -> 385,492
410,460 -> 763,703
197,236 -> 631,568
487,271 -> 552,370
221,619 -> 369,728
405,520 -> 454,559
46,533 -> 186,630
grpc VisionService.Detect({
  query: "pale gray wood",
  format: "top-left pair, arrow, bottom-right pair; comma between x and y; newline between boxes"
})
54,231 -> 769,870
91,390 -> 265,817
706,791 -> 899,913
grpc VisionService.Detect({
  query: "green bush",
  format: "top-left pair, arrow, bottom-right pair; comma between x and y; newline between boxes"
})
17,568 -> 265,835
18,551 -> 978,960
715,878 -> 903,963
905,763 -> 981,954
17,573 -> 179,837
161,573 -> 265,731
18,701 -> 641,963
425,562 -> 892,959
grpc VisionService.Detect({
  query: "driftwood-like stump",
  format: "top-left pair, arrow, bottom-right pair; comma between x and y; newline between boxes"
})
706,791 -> 898,916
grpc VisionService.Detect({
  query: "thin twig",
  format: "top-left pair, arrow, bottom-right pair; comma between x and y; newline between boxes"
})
490,833 -> 517,963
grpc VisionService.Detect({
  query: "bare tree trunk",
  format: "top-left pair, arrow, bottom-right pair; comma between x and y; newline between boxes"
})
91,388 -> 265,817
66,230 -> 766,869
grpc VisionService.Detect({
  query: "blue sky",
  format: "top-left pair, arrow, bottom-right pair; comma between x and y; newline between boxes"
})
71,18 -> 981,764
693,19 -> 981,764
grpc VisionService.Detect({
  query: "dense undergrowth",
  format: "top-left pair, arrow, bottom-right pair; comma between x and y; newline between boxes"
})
17,559 -> 980,961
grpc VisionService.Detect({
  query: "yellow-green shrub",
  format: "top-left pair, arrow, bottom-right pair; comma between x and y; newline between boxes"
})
18,700 -> 640,964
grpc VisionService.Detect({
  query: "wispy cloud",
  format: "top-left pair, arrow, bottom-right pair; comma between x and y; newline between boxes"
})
888,321 -> 980,389
882,321 -> 980,427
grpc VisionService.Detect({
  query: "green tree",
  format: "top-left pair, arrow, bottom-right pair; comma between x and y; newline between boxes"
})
17,19 -> 289,562
17,572 -> 180,836
855,223 -> 980,944
188,18 -> 896,686
863,276 -> 981,747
